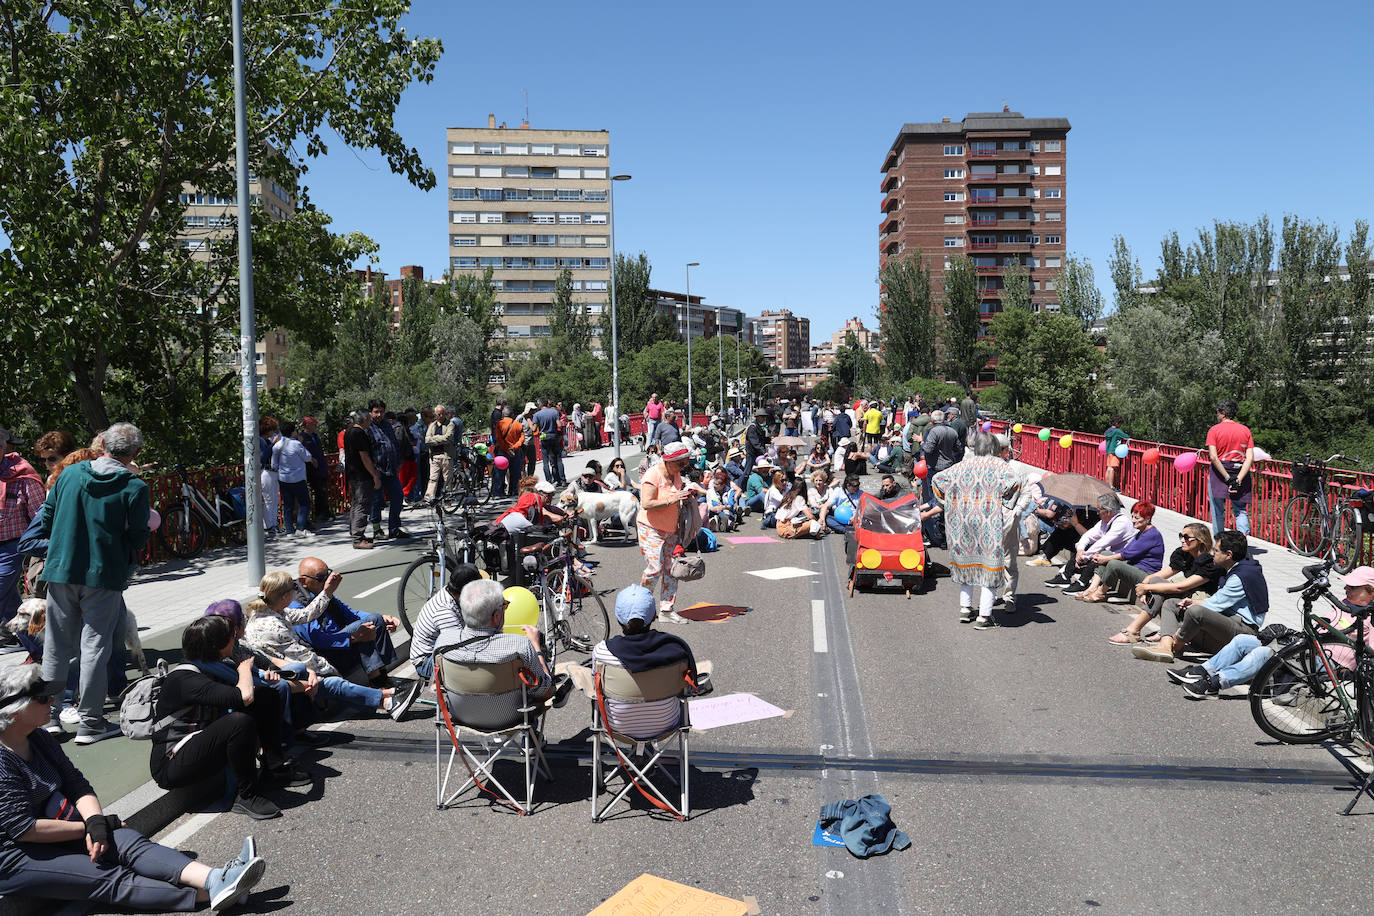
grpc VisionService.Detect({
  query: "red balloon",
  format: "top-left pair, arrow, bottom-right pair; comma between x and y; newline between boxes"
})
914,460 -> 929,479
1142,447 -> 1161,466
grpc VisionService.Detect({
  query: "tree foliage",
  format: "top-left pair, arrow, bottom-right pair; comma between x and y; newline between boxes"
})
830,331 -> 880,394
1107,235 -> 1143,314
548,268 -> 593,358
0,0 -> 442,453
877,251 -> 936,382
940,257 -> 989,389
598,252 -> 677,354
1056,254 -> 1104,330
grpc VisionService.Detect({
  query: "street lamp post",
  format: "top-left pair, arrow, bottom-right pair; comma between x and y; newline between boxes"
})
608,174 -> 631,460
685,262 -> 698,424
716,310 -> 725,420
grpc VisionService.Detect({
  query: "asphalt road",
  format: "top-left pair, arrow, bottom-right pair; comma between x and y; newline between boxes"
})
81,495 -> 1374,916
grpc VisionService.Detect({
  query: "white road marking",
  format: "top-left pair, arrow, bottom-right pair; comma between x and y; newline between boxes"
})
352,576 -> 401,600
812,599 -> 828,653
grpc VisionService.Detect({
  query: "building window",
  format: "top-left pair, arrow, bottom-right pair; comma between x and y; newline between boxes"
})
530,143 -> 554,155
943,169 -> 965,179
943,191 -> 965,202
586,213 -> 607,224
558,213 -> 582,224
1045,279 -> 1058,290
1044,211 -> 1062,222
1044,141 -> 1062,152
944,237 -> 963,247
452,211 -> 476,223
477,166 -> 501,178
583,167 -> 608,179
479,212 -> 502,223
451,256 -> 478,269
557,167 -> 581,179
1043,234 -> 1061,244
450,142 -> 475,155
532,213 -> 555,224
1045,165 -> 1062,176
555,144 -> 580,156
450,187 -> 477,200
583,145 -> 607,156
477,143 -> 501,155
450,165 -> 475,177
1029,141 -> 1040,152
1027,258 -> 1039,268
503,166 -> 528,178
502,143 -> 528,155
1045,257 -> 1062,269
1044,188 -> 1062,199
451,235 -> 477,246
478,188 -> 502,201
943,144 -> 964,156
943,213 -> 965,224
583,189 -> 607,201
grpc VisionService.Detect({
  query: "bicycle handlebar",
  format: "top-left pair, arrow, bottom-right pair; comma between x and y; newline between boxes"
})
1289,559 -> 1335,593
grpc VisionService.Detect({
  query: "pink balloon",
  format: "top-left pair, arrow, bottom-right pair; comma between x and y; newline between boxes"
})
1098,441 -> 1107,455
1173,452 -> 1198,473
493,455 -> 509,469
148,509 -> 161,531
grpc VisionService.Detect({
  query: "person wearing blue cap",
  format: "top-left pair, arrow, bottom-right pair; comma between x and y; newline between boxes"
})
591,586 -> 704,740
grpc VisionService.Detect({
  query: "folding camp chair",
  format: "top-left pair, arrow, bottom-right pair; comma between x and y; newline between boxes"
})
590,661 -> 692,822
433,650 -> 551,815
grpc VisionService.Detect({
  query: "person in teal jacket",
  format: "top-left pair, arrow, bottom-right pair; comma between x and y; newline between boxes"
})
39,423 -> 149,745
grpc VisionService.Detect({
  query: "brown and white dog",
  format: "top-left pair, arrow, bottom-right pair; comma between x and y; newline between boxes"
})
558,483 -> 638,543
8,597 -> 150,676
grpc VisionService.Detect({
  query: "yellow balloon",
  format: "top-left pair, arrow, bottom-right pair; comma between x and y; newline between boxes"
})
1058,434 -> 1073,448
502,586 -> 540,633
1012,423 -> 1023,434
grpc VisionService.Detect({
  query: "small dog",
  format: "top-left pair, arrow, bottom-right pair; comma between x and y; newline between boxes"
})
558,484 -> 639,543
9,598 -> 150,676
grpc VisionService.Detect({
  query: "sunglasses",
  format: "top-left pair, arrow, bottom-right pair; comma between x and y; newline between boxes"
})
301,569 -> 333,581
1179,534 -> 1196,543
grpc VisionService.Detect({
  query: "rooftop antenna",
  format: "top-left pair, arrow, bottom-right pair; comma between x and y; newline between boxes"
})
523,88 -> 529,125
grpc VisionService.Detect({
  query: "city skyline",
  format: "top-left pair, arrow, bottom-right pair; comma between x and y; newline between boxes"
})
268,1 -> 1374,336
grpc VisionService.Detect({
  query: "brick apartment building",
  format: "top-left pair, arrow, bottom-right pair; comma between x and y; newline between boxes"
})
880,109 -> 1070,385
811,317 -> 881,369
747,309 -> 810,370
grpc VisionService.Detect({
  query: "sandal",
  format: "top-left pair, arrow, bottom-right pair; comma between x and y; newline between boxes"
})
1107,630 -> 1141,645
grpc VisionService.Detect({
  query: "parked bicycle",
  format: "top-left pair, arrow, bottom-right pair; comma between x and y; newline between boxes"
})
519,517 -> 609,671
451,438 -> 492,505
159,466 -> 247,559
1248,559 -> 1374,813
395,498 -> 496,637
1282,454 -> 1364,574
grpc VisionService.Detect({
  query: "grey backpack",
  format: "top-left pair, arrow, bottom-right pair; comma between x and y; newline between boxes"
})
118,660 -> 197,740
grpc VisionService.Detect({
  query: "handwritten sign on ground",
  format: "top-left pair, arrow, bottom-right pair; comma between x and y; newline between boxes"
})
689,693 -> 788,730
588,873 -> 749,916
723,536 -> 776,545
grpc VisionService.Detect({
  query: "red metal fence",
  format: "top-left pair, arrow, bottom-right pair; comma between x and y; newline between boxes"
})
988,420 -> 1374,564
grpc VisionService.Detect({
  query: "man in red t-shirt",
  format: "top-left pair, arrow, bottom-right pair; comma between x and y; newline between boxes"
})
1204,399 -> 1254,537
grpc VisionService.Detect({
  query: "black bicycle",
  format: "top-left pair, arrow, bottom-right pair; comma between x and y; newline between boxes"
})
395,498 -> 496,637
519,519 -> 609,671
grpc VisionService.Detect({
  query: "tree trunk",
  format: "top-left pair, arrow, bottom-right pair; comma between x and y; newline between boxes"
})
67,344 -> 111,436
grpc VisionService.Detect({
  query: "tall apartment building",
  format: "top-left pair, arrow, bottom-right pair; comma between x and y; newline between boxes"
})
747,309 -> 811,370
446,116 -> 611,349
649,289 -> 747,342
812,317 -> 880,369
179,175 -> 296,389
880,109 -> 1070,385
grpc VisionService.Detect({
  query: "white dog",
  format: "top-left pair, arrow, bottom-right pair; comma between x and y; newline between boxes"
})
9,597 -> 150,676
559,483 -> 638,543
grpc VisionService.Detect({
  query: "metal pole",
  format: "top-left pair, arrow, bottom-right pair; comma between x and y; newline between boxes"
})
232,0 -> 263,584
736,331 -> 742,417
608,175 -> 630,460
685,264 -> 694,424
717,309 -> 724,419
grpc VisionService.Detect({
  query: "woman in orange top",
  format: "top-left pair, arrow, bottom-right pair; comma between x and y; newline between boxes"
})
636,441 -> 698,624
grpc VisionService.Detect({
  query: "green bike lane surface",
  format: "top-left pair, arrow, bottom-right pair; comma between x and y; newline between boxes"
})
65,509 -> 1374,915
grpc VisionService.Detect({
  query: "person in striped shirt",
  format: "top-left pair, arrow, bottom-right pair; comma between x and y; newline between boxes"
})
408,564 -> 484,680
592,586 -> 699,740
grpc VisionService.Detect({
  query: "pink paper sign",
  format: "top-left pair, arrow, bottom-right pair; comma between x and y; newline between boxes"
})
723,536 -> 776,545
688,693 -> 787,730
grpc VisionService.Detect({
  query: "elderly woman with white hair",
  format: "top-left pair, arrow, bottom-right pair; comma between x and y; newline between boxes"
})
0,666 -> 265,911
931,431 -> 1023,629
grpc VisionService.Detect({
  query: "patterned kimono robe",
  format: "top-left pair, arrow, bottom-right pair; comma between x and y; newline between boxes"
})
931,457 -> 1022,588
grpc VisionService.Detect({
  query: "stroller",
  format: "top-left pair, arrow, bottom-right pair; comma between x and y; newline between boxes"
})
845,492 -> 927,599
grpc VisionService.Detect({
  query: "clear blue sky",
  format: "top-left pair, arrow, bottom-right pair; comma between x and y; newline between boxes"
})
306,0 -> 1374,339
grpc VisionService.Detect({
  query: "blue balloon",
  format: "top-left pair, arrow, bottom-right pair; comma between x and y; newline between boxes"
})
1114,444 -> 1129,459
834,504 -> 855,525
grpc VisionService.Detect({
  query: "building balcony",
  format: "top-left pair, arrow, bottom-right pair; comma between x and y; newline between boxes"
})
966,195 -> 1028,207
977,287 -> 1002,298
967,172 -> 1034,184
974,265 -> 1002,274
971,240 -> 1033,253
881,213 -> 899,234
882,235 -> 900,254
970,216 -> 1032,228
966,148 -> 1034,161
881,190 -> 899,212
881,172 -> 898,193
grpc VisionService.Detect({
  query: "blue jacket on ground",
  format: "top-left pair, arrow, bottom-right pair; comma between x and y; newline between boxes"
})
818,794 -> 911,858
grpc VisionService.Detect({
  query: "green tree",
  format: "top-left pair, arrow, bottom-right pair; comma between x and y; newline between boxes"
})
810,376 -> 848,405
877,251 -> 936,382
1022,314 -> 1104,430
598,252 -> 677,354
940,257 -> 988,389
393,276 -> 438,367
1107,235 -> 1143,314
830,331 -> 880,393
1056,254 -> 1104,330
548,268 -> 593,357
0,0 -> 441,444
1000,260 -> 1032,313
1105,298 -> 1221,444
988,306 -> 1036,412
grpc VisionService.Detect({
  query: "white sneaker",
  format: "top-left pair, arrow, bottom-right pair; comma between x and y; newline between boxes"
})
59,705 -> 81,726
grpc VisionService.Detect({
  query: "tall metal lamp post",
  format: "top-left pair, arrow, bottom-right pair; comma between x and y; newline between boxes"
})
685,262 -> 698,423
608,174 -> 631,460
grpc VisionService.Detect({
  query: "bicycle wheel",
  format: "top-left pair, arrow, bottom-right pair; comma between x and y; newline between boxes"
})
470,463 -> 492,504
1282,495 -> 1325,557
160,504 -> 208,559
1008,432 -> 1023,461
396,553 -> 443,640
221,519 -> 248,547
1331,505 -> 1363,575
1249,638 -> 1355,744
546,568 -> 609,655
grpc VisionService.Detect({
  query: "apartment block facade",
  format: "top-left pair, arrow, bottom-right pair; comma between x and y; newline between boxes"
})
446,117 -> 611,351
880,110 -> 1070,385
178,175 -> 296,389
650,289 -> 747,342
747,309 -> 811,370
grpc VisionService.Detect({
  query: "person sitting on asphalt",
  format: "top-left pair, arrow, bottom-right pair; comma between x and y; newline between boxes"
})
242,575 -> 420,721
437,579 -> 552,729
591,585 -> 702,740
0,664 -> 267,911
824,474 -> 864,535
1048,493 -> 1134,594
577,462 -> 606,493
1074,501 -> 1165,603
1107,524 -> 1220,646
807,469 -> 833,516
803,439 -> 831,475
722,449 -> 748,487
761,470 -> 788,529
150,616 -> 305,821
704,468 -> 743,532
1132,530 -> 1267,663
1170,566 -> 1374,699
743,457 -> 772,515
775,478 -> 825,539
876,433 -> 910,477
409,564 -> 485,681
877,474 -> 903,500
291,558 -> 402,686
604,457 -> 633,493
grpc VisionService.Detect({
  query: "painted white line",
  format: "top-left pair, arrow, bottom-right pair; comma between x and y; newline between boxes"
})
157,811 -> 220,849
812,599 -> 828,654
352,576 -> 401,600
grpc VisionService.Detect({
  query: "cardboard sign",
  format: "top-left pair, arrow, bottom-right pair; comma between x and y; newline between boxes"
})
589,873 -> 749,916
688,693 -> 787,730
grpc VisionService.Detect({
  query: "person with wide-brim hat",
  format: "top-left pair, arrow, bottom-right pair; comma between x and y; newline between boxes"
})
636,441 -> 698,624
